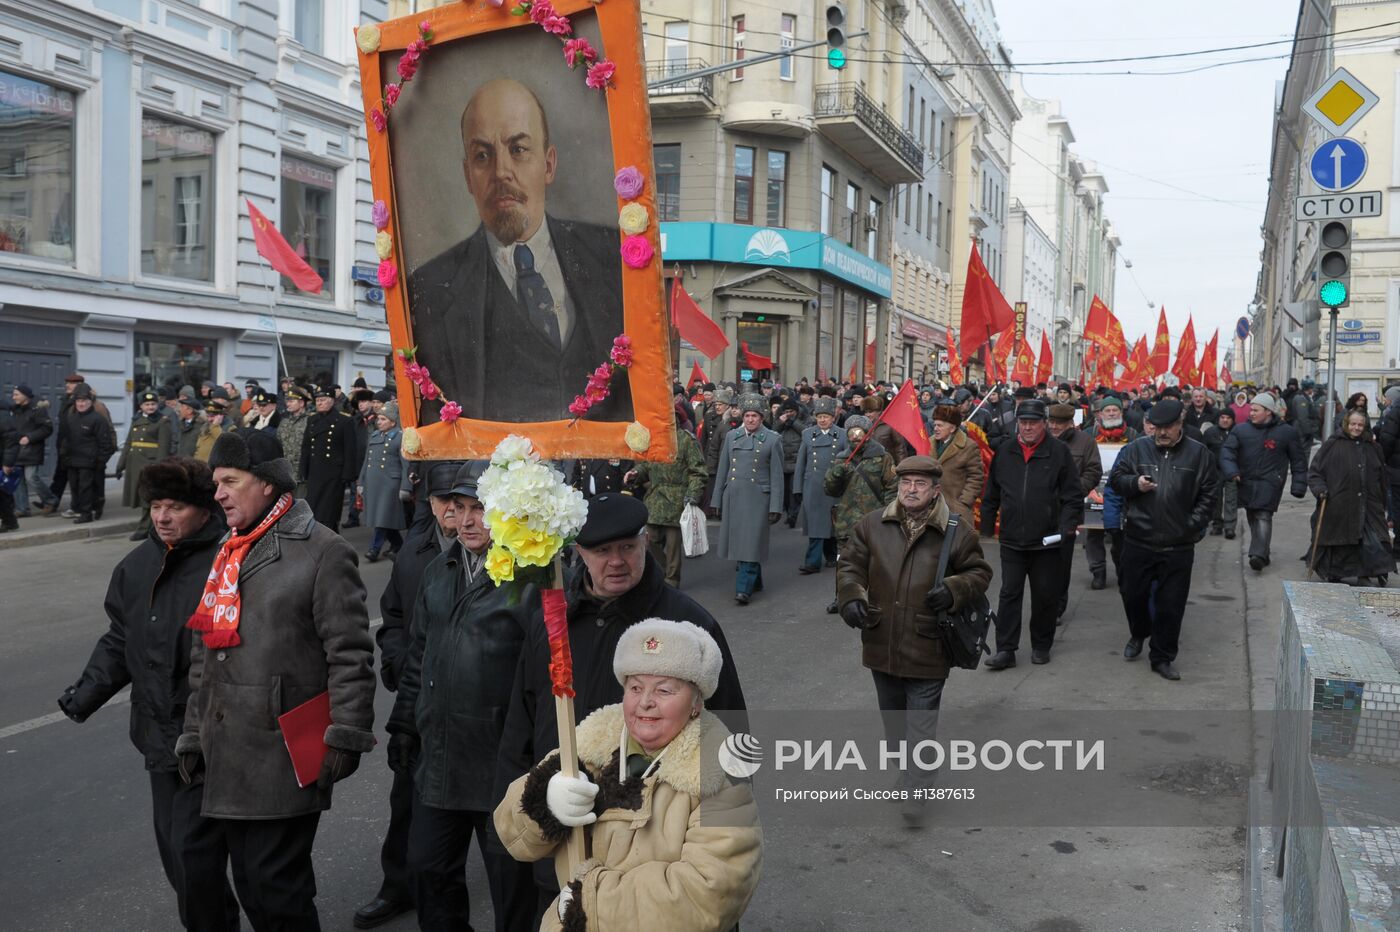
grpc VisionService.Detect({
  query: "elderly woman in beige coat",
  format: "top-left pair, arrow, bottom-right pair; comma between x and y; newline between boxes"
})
931,404 -> 984,525
494,618 -> 762,931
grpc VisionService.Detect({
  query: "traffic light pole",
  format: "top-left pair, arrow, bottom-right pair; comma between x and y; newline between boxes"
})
1324,307 -> 1339,437
646,32 -> 870,88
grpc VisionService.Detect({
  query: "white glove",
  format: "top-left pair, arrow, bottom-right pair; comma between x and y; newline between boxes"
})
546,771 -> 598,827
557,885 -> 573,922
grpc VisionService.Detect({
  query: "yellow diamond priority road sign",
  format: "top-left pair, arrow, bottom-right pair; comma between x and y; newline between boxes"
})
1302,67 -> 1378,137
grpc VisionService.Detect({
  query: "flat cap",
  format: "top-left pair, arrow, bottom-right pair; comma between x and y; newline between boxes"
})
426,460 -> 467,497
895,455 -> 942,479
1047,403 -> 1077,421
448,460 -> 488,499
1146,398 -> 1185,425
576,492 -> 648,547
1016,398 -> 1048,421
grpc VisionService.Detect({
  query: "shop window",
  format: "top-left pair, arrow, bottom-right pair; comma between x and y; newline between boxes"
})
135,336 -> 214,398
817,281 -> 835,381
840,289 -> 860,380
737,317 -> 777,380
279,347 -> 339,388
141,115 -> 216,282
280,155 -> 336,298
0,70 -> 75,263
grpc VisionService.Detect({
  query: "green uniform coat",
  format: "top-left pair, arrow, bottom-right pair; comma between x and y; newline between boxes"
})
117,414 -> 172,508
631,429 -> 707,526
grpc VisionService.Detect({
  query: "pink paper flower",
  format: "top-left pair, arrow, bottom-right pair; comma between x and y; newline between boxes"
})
613,166 -> 644,199
369,107 -> 387,133
407,38 -> 427,56
528,0 -> 555,24
420,20 -> 432,34
620,234 -> 653,268
540,12 -> 571,35
419,381 -> 439,401
403,361 -> 425,384
568,395 -> 591,416
609,334 -> 634,367
377,259 -> 398,288
397,55 -> 419,82
585,59 -> 615,90
384,83 -> 401,108
439,400 -> 462,422
486,0 -> 504,7
563,37 -> 596,68
373,200 -> 390,230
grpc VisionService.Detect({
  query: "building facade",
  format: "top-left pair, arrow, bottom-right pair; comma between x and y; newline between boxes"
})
1003,200 -> 1055,363
0,0 -> 389,452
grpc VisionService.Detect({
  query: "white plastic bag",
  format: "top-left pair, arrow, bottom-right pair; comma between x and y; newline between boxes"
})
680,503 -> 709,557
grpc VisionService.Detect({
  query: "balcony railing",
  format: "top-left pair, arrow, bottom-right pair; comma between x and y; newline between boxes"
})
646,59 -> 715,102
813,82 -> 924,172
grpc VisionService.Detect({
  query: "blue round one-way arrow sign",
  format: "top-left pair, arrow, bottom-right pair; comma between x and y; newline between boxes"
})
1309,137 -> 1367,193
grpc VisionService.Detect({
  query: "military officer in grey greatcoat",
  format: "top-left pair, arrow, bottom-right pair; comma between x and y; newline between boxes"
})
301,385 -> 359,531
795,395 -> 848,574
117,390 -> 174,541
710,392 -> 786,605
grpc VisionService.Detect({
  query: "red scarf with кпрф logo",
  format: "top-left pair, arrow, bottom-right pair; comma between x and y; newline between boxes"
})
187,493 -> 293,648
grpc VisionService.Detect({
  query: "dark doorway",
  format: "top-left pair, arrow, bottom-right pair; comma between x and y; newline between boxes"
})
0,319 -> 76,472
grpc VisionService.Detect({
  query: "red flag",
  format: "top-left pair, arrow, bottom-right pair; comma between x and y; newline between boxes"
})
247,199 -> 323,294
1221,365 -> 1233,386
945,328 -> 964,384
740,341 -> 772,370
959,243 -> 1016,361
687,360 -> 707,388
1124,336 -> 1150,387
1084,295 -> 1127,361
1036,331 -> 1053,385
1011,336 -> 1036,385
1171,316 -> 1197,384
846,360 -> 858,384
1150,308 -> 1171,377
671,277 -> 730,358
879,381 -> 932,456
1197,330 -> 1219,390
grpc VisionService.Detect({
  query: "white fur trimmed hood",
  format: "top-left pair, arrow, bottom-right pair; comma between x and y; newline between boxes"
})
574,703 -> 733,800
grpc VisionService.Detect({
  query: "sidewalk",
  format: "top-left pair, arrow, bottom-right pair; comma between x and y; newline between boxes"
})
1,478 -> 140,552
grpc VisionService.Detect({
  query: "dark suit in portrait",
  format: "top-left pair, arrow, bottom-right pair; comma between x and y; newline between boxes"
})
408,215 -> 631,424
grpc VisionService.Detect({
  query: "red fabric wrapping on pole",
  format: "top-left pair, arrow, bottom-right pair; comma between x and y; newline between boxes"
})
1150,307 -> 1171,377
541,588 -> 574,698
247,199 -> 323,294
959,243 -> 1016,360
671,276 -> 730,358
1036,331 -> 1053,385
945,328 -> 964,384
882,381 -> 932,456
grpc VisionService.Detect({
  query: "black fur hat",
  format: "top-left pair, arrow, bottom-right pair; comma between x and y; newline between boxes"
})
207,429 -> 296,495
139,456 -> 218,511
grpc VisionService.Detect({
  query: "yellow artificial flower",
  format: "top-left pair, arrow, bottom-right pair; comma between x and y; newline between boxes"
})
375,230 -> 393,259
618,203 -> 649,236
485,544 -> 515,584
625,420 -> 651,453
356,24 -> 382,55
401,427 -> 421,454
508,528 -> 563,567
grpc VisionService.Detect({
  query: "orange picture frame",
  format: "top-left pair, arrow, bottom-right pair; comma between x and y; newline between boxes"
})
355,0 -> 675,463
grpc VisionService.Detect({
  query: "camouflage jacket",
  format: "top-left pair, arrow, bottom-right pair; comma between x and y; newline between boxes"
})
631,429 -> 708,526
823,440 -> 897,540
277,412 -> 310,481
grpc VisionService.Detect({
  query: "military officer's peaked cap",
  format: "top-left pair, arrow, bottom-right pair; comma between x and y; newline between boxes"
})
312,385 -> 335,399
138,390 -> 160,404
286,386 -> 312,402
252,389 -> 276,406
576,492 -> 648,547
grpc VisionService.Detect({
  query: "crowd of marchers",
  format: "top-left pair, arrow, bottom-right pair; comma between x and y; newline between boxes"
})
23,366 -> 1400,931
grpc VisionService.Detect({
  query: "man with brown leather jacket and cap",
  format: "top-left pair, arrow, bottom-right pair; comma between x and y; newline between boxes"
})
177,428 -> 376,927
836,455 -> 992,825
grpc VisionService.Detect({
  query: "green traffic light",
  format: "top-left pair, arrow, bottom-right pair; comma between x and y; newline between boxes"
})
828,48 -> 846,69
1319,279 -> 1348,307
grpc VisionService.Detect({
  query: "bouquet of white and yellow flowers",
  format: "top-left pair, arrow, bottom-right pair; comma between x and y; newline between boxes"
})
477,435 -> 589,585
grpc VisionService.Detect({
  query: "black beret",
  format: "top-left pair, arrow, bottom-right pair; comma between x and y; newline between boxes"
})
1146,398 -> 1185,426
576,492 -> 648,547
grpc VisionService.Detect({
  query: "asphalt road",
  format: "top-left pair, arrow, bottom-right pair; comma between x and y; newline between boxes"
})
1,509 -> 1289,932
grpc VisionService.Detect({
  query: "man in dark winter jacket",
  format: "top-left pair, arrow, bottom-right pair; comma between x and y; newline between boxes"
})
1047,403 -> 1103,607
1220,392 -> 1307,571
1109,399 -> 1221,680
1377,386 -> 1400,553
0,401 -> 19,530
386,461 -> 537,931
1287,378 -> 1320,451
495,492 -> 747,920
980,399 -> 1083,668
10,384 -> 55,516
354,460 -> 463,930
58,458 -> 239,929
775,398 -> 806,525
61,383 -> 118,523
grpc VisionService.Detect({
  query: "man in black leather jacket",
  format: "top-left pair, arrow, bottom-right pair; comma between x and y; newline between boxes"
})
1109,399 -> 1221,680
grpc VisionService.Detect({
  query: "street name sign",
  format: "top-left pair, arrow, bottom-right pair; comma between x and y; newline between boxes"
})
1336,330 -> 1380,345
1302,67 -> 1379,137
1308,138 -> 1367,192
1294,190 -> 1382,221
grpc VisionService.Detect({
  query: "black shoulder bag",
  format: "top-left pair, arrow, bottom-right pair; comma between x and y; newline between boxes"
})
934,513 -> 994,670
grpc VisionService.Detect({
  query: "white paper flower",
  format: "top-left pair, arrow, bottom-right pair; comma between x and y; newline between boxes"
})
491,434 -> 538,467
625,421 -> 651,453
356,24 -> 382,55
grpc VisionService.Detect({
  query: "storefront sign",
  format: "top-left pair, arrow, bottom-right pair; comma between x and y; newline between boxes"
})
660,222 -> 893,298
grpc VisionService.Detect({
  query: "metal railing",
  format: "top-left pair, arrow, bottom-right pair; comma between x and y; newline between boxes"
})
813,82 -> 923,171
646,59 -> 715,100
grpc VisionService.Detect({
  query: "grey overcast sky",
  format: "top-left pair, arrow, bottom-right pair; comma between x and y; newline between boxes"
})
997,0 -> 1301,365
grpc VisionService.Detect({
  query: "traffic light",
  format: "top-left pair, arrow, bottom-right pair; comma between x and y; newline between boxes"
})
1283,300 -> 1322,359
825,2 -> 847,69
1316,219 -> 1351,309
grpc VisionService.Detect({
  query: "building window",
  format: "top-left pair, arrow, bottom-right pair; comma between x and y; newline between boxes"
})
663,21 -> 688,68
840,289 -> 861,379
932,115 -> 941,163
140,115 -> 216,282
927,194 -> 934,242
294,0 -> 324,55
845,182 -> 860,247
820,165 -> 836,236
0,70 -> 76,264
279,347 -> 338,388
766,150 -> 788,227
731,16 -> 745,80
918,101 -> 926,156
280,155 -> 336,298
817,281 -> 835,380
944,206 -> 951,247
915,183 -> 922,234
903,184 -> 911,225
907,86 -> 915,131
866,198 -> 880,257
654,144 -> 681,221
134,336 -> 214,398
779,15 -> 796,80
733,146 -> 754,224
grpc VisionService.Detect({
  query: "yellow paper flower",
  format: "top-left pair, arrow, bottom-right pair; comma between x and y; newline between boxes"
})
618,203 -> 649,236
625,421 -> 651,453
401,427 -> 421,454
375,231 -> 393,259
356,24 -> 382,55
484,544 -> 515,584
500,524 -> 562,566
